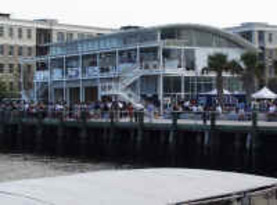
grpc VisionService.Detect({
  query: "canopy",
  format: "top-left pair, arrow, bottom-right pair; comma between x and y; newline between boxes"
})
201,89 -> 231,95
252,87 -> 277,99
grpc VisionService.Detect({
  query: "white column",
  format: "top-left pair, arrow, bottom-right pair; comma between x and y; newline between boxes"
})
159,44 -> 163,70
115,49 -> 119,74
33,62 -> 37,102
181,74 -> 185,99
181,49 -> 185,69
20,62 -> 24,100
136,46 -> 140,67
79,54 -> 83,102
63,55 -> 66,102
48,58 -> 51,103
159,74 -> 163,114
159,43 -> 164,114
97,53 -> 101,100
66,88 -> 70,105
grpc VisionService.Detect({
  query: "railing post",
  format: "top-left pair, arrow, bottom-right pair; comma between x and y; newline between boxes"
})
202,111 -> 207,124
79,110 -> 88,157
210,111 -> 216,129
172,111 -> 178,128
136,111 -> 144,159
35,111 -> 44,153
252,110 -> 257,128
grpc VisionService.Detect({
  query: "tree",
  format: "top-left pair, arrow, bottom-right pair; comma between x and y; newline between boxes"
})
240,52 -> 265,103
203,53 -> 242,108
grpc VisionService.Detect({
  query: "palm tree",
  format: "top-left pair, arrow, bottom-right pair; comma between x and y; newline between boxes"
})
202,53 -> 242,109
240,52 -> 265,103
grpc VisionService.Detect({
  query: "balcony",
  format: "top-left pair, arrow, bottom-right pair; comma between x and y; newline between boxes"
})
67,67 -> 80,79
34,70 -> 49,82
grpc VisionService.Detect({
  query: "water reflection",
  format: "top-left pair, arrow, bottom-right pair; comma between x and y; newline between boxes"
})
0,153 -> 133,182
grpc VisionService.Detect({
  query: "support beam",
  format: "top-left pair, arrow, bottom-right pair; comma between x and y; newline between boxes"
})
79,54 -> 83,102
63,55 -> 66,102
48,57 -> 51,103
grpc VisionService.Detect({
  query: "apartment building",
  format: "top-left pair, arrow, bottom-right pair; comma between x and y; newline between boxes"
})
0,13 -> 114,98
226,22 -> 277,83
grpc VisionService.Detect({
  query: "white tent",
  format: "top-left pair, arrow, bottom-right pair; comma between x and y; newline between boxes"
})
201,89 -> 231,95
252,87 -> 277,99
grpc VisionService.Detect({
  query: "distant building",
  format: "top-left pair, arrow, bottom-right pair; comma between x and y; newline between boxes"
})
22,24 -> 256,110
226,22 -> 277,82
0,13 -> 114,98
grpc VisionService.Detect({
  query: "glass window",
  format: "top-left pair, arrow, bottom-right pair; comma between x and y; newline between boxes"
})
57,32 -> 65,42
18,28 -> 23,39
27,65 -> 32,73
184,49 -> 195,70
9,27 -> 13,38
0,26 -> 4,37
18,46 -> 23,56
9,64 -> 14,73
66,33 -> 74,41
239,31 -> 253,43
27,29 -> 32,39
78,33 -> 85,39
9,82 -> 13,90
0,45 -> 3,55
9,46 -> 14,56
0,64 -> 4,73
268,33 -> 273,43
258,31 -> 265,44
27,47 -> 32,56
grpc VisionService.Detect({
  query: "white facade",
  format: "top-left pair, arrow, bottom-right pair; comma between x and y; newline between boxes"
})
23,24 -> 257,108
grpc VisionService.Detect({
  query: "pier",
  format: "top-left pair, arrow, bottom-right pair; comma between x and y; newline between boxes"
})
0,110 -> 277,177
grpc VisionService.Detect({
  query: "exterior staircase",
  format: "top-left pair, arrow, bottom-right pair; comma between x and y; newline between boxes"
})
100,65 -> 143,108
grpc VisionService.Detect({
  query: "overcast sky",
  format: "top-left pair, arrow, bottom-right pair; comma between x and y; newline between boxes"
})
2,0 -> 277,29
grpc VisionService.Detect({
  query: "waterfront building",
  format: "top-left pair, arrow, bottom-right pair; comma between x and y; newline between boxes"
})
226,22 -> 277,82
22,24 -> 256,110
0,13 -> 114,98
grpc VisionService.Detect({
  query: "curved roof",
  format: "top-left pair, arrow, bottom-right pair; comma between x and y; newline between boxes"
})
155,24 -> 258,50
50,23 -> 258,52
101,23 -> 257,50
0,168 -> 276,205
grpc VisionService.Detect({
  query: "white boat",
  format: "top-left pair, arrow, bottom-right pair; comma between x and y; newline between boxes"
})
0,168 -> 276,205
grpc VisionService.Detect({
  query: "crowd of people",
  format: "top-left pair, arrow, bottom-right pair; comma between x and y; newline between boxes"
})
0,97 -> 277,122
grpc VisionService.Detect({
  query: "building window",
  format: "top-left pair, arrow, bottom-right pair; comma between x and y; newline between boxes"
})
9,27 -> 13,38
27,64 -> 32,73
258,31 -> 265,45
9,46 -> 14,56
0,26 -> 4,37
268,33 -> 273,43
18,28 -> 23,39
9,82 -> 13,90
66,33 -> 73,41
9,64 -> 14,73
27,29 -> 32,39
27,47 -> 32,56
0,64 -> 4,73
18,46 -> 23,56
57,32 -> 65,42
78,33 -> 85,39
0,45 -> 3,55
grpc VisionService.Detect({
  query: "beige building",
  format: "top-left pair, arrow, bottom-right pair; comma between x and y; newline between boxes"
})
0,13 -> 114,98
226,23 -> 277,83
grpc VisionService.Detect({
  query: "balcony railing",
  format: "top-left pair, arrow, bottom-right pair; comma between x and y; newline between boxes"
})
34,70 -> 49,82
